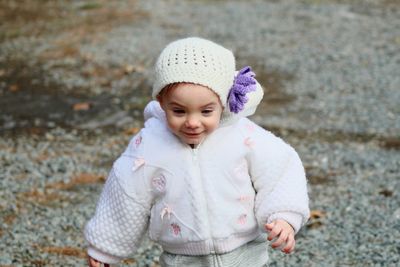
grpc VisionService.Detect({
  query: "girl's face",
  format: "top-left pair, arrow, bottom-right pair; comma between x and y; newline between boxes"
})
158,83 -> 223,145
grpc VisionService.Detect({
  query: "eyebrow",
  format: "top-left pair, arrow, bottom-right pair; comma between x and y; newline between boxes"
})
167,101 -> 184,108
167,101 -> 219,108
201,102 -> 218,108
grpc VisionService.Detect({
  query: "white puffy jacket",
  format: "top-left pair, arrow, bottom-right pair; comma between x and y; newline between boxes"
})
84,101 -> 310,264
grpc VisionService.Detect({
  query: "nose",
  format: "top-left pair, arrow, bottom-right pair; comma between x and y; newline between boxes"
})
185,115 -> 200,129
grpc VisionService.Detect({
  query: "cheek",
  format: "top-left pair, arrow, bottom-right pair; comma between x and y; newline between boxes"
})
206,115 -> 222,131
166,116 -> 183,132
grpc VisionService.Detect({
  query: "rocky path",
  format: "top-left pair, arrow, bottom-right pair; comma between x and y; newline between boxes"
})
0,0 -> 399,266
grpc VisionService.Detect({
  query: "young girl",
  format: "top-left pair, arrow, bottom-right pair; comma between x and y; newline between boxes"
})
85,37 -> 310,267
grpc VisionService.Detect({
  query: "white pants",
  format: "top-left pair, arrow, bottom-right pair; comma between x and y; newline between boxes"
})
159,235 -> 269,267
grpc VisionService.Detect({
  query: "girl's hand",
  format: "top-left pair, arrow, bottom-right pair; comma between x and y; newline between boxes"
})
88,256 -> 110,267
265,219 -> 295,254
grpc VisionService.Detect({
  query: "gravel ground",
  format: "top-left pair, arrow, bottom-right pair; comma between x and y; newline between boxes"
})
0,0 -> 399,266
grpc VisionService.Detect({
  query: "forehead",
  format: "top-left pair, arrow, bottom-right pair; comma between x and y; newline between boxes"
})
162,83 -> 221,104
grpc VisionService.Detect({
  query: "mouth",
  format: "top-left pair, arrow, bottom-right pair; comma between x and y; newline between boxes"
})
182,132 -> 202,138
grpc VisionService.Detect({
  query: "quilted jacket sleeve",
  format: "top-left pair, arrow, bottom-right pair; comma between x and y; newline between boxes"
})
246,123 -> 310,233
84,133 -> 152,264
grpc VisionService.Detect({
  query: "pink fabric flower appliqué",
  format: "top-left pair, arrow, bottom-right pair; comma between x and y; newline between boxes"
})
244,137 -> 254,147
237,214 -> 247,225
132,158 -> 145,171
170,223 -> 181,236
234,159 -> 249,179
152,174 -> 166,193
134,136 -> 142,147
245,123 -> 255,133
238,195 -> 252,202
160,205 -> 173,221
238,195 -> 253,209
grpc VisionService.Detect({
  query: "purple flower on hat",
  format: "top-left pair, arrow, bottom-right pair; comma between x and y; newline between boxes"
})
228,66 -> 257,113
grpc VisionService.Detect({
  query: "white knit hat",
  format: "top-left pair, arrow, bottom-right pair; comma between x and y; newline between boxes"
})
152,37 -> 264,122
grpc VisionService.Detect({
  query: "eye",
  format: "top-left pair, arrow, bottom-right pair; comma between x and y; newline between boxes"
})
172,109 -> 185,114
202,109 -> 214,115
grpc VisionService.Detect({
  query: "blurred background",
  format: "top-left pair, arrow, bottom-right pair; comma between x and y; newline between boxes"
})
0,0 -> 399,266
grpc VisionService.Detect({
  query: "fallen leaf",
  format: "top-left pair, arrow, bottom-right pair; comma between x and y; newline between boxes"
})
379,189 -> 393,197
306,209 -> 326,229
123,64 -> 145,74
73,102 -> 91,111
124,127 -> 140,135
9,84 -> 19,92
124,64 -> 135,74
123,258 -> 137,264
307,221 -> 323,229
310,209 -> 326,219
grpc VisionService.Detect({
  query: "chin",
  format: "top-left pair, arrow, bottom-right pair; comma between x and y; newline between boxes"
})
180,136 -> 201,145
179,133 -> 204,145
185,139 -> 201,145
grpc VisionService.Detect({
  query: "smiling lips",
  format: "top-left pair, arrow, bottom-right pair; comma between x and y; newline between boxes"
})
182,131 -> 203,138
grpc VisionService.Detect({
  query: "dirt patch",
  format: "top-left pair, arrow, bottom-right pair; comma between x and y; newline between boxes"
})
382,0 -> 400,6
34,245 -> 86,258
298,0 -> 400,5
17,189 -> 69,207
305,166 -> 339,185
0,0 -> 148,41
265,125 -> 399,149
45,173 -> 106,190
34,245 -> 139,264
256,68 -> 296,113
239,56 -> 297,114
15,173 -> 105,208
0,59 -> 116,133
378,137 -> 400,150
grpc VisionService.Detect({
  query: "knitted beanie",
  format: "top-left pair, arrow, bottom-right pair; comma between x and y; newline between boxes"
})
152,37 -> 264,122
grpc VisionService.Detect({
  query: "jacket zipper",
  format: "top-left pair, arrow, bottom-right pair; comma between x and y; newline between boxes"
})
191,147 -> 216,254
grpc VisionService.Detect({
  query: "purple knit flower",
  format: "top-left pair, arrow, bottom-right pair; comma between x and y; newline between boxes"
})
228,66 -> 257,113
